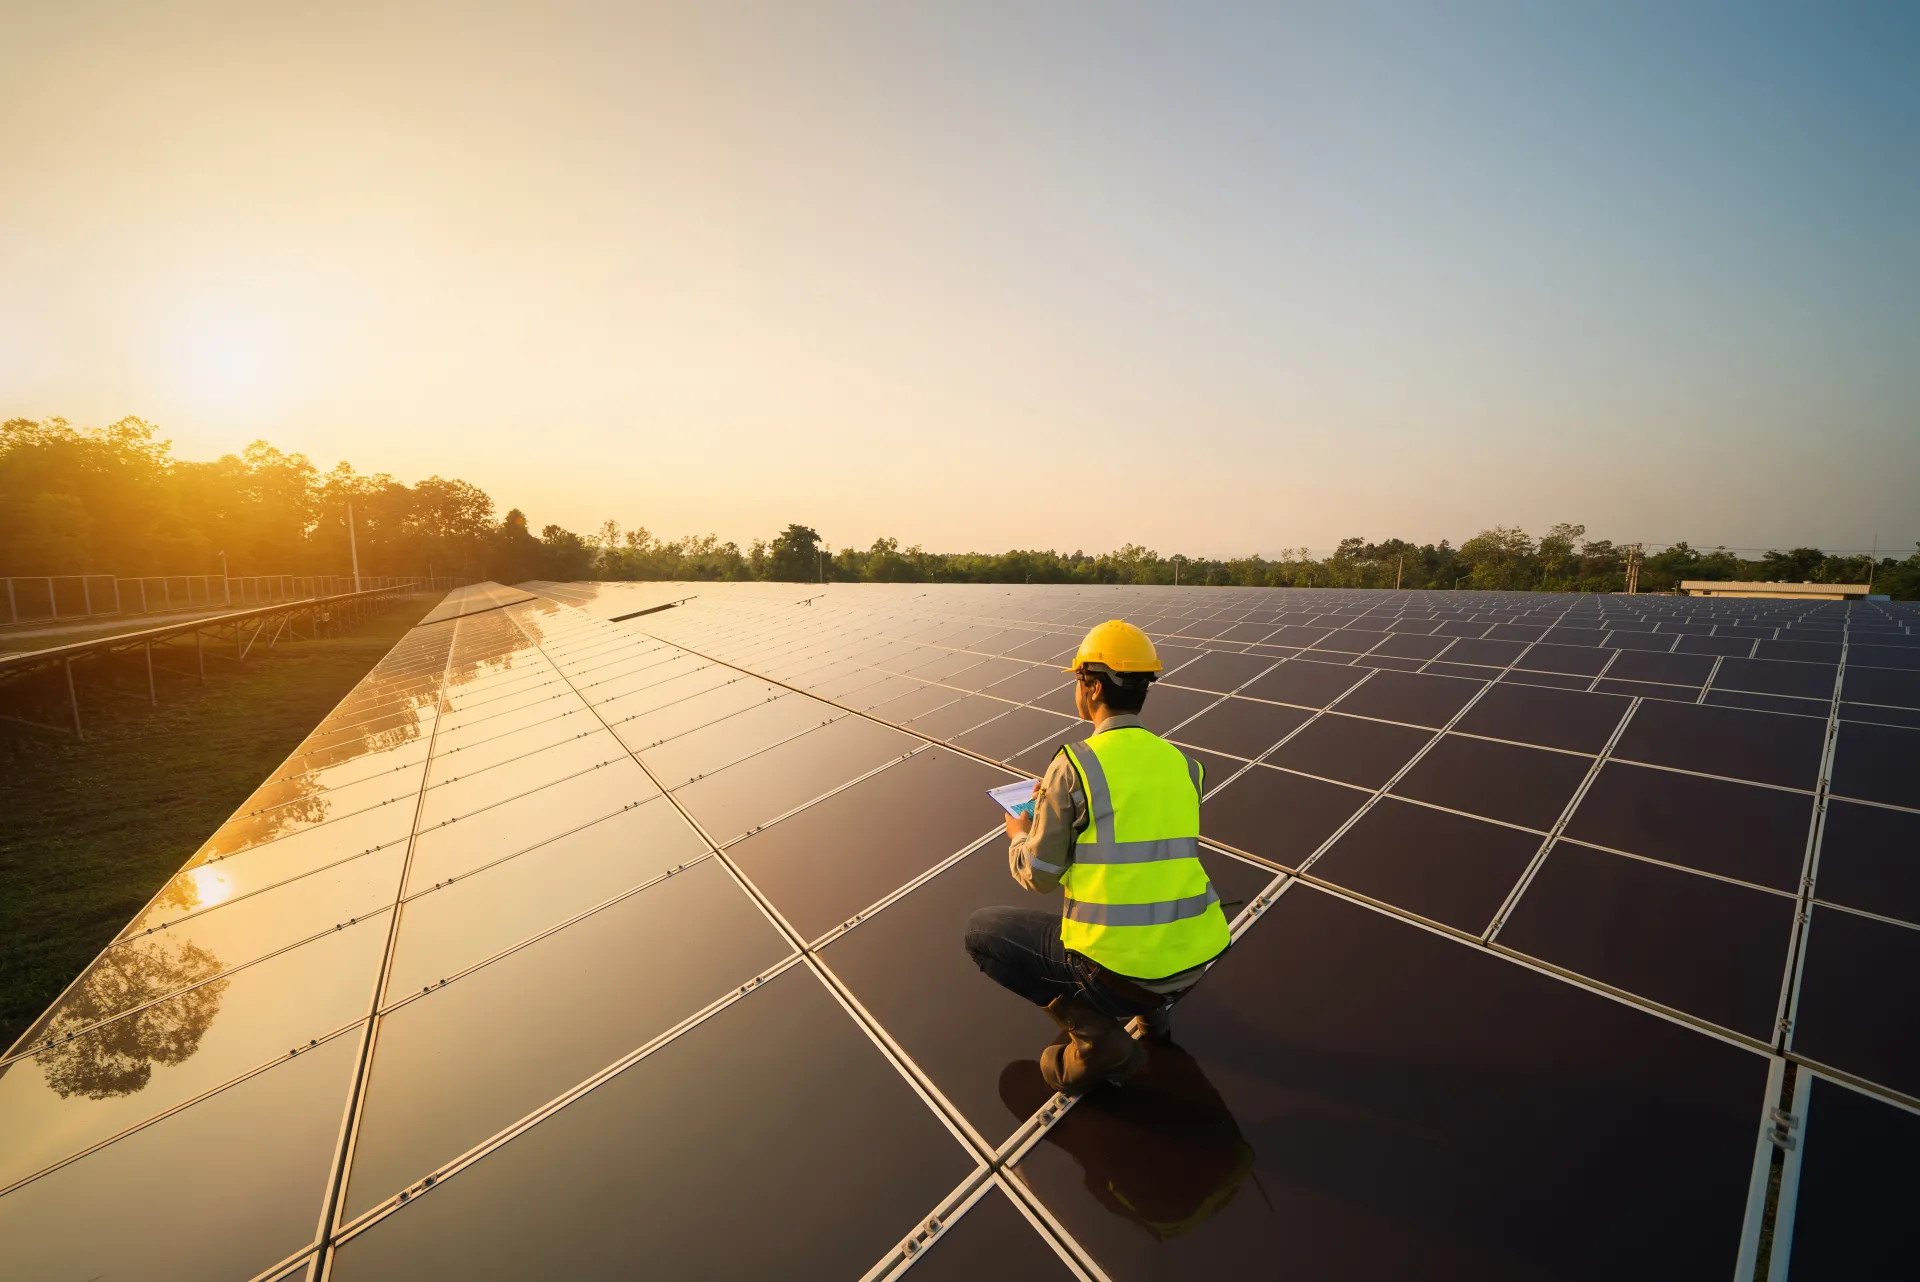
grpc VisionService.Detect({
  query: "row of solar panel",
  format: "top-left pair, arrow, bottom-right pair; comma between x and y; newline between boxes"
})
561,593 -> 1912,654
627,588 -> 1917,809
612,582 -> 1920,1273
401,587 -> 1904,1274
0,598 -> 1103,1277
322,602 -> 1774,1282
701,595 -> 1916,703
7,587 -> 1912,1274
680,581 -> 1910,629
357,583 -> 1920,1282
415,582 -> 539,625
530,578 -> 1914,643
592,577 -> 1912,652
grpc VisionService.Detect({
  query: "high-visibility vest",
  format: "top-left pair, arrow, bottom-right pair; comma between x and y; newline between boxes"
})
1057,726 -> 1229,980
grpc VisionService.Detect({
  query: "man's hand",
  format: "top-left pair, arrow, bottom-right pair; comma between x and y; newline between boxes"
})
1005,811 -> 1033,839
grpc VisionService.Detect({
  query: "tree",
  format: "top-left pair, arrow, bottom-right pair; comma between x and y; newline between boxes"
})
237,441 -> 317,568
538,524 -> 596,580
1455,527 -> 1537,590
1874,545 -> 1920,599
6,493 -> 93,571
1537,523 -> 1585,587
767,524 -> 824,582
5,417 -> 1914,598
1760,548 -> 1827,582
490,508 -> 544,583
860,537 -> 918,582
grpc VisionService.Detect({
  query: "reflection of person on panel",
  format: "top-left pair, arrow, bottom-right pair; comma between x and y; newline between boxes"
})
1000,1039 -> 1256,1239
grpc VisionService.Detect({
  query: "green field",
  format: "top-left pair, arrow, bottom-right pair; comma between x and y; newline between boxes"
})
0,599 -> 426,1052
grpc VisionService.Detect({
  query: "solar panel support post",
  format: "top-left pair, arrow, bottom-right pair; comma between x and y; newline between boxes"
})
144,642 -> 156,705
64,657 -> 81,738
347,499 -> 362,593
1732,1055 -> 1790,1282
1765,1066 -> 1814,1280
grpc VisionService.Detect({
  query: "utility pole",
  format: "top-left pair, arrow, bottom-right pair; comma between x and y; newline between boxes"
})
1173,556 -> 1180,586
347,500 -> 363,592
1868,533 -> 1878,594
219,550 -> 230,606
1624,544 -> 1643,595
1396,555 -> 1404,590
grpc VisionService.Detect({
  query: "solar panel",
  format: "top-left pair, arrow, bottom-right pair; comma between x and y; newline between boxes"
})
3,581 -> 1915,1278
1010,883 -> 1770,1279
1770,1072 -> 1920,1278
1788,905 -> 1920,1100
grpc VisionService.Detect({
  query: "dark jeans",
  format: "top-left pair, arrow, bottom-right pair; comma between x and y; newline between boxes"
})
965,905 -> 1165,1023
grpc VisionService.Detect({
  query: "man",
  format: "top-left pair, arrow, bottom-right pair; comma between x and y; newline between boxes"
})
965,619 -> 1231,1093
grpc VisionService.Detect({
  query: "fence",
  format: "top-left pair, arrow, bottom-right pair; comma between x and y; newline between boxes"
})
0,583 -> 431,738
1,574 -> 469,627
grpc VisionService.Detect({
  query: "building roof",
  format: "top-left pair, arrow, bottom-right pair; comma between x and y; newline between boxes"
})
1682,580 -> 1873,597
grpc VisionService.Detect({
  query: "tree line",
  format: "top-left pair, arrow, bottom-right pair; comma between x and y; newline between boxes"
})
4,417 -> 1914,598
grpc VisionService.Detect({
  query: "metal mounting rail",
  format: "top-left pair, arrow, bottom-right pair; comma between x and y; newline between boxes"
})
0,584 -> 431,738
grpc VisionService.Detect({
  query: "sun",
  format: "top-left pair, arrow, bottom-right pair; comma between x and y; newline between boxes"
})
167,295 -> 284,411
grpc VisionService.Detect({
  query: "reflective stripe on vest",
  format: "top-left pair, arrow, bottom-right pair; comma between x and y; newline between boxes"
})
1058,727 -> 1229,980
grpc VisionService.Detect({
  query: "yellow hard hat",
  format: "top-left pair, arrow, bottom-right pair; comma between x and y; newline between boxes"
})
1063,619 -> 1163,675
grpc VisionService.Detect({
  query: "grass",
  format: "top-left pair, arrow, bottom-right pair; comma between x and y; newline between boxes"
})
0,599 -> 427,1052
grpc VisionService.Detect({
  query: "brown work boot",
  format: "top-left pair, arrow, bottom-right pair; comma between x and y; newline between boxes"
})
1125,1004 -> 1173,1042
1041,994 -> 1146,1093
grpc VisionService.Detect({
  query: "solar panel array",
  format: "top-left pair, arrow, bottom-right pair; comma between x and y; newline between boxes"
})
2,581 -> 1914,1280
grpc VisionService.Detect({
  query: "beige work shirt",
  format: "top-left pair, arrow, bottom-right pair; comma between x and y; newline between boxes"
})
1005,714 -> 1146,893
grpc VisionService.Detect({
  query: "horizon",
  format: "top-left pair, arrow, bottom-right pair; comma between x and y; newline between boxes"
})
11,414 -> 1905,563
4,3 -> 1917,555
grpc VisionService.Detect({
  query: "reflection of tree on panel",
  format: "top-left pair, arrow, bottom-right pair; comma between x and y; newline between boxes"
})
32,941 -> 229,1099
174,694 -> 436,871
272,708 -> 430,779
267,694 -> 436,789
196,786 -> 336,862
509,597 -> 564,645
440,639 -> 530,700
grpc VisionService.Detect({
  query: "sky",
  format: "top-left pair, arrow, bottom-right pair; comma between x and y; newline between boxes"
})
2,1 -> 1916,558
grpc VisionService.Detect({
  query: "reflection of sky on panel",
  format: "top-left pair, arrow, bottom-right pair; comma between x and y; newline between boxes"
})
349,857 -> 791,1220
0,1033 -> 360,1282
389,801 -> 713,994
404,763 -> 663,893
330,966 -> 974,1280
416,731 -> 629,826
